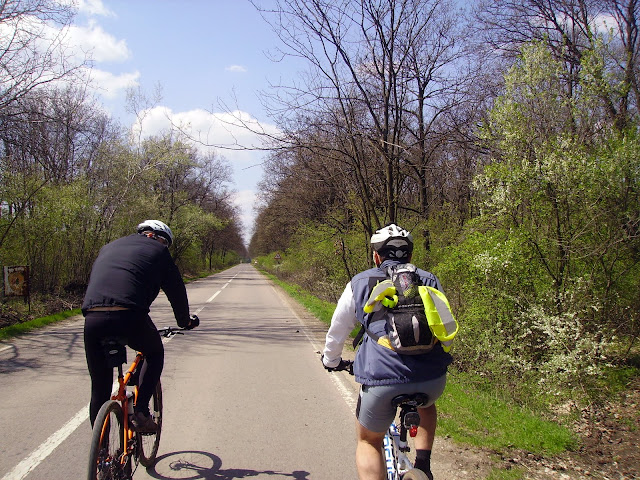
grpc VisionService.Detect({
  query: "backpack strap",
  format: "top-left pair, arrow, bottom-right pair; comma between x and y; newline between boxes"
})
352,325 -> 365,349
352,319 -> 389,349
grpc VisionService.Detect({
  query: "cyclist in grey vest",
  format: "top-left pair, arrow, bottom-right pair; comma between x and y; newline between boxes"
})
322,224 -> 452,480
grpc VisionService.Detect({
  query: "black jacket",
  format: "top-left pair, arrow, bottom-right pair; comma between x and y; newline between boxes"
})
82,234 -> 190,327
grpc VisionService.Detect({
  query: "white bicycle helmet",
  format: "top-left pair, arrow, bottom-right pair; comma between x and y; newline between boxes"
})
136,220 -> 174,247
370,223 -> 413,259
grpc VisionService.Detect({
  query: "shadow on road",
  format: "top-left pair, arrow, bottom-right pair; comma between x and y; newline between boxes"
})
0,320 -> 86,374
147,450 -> 310,480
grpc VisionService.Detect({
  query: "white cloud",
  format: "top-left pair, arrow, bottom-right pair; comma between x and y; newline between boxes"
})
76,0 -> 115,17
68,20 -> 131,62
57,0 -> 114,16
132,106 -> 278,164
225,65 -> 248,73
131,107 -> 278,243
7,7 -> 132,91
88,68 -> 140,98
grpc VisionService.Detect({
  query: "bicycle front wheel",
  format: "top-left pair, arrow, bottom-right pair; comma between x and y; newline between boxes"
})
87,400 -> 126,480
403,468 -> 431,480
137,379 -> 163,467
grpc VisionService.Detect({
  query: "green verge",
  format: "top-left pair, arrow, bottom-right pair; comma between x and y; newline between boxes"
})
437,371 -> 576,455
0,308 -> 82,341
262,270 -> 364,339
262,271 -> 336,323
260,268 -> 577,458
485,469 -> 527,480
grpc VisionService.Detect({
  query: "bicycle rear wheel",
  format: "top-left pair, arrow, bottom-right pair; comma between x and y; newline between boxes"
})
87,400 -> 127,480
137,380 -> 163,467
403,468 -> 431,480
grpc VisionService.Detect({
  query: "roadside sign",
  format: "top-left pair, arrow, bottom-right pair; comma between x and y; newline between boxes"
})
3,265 -> 29,297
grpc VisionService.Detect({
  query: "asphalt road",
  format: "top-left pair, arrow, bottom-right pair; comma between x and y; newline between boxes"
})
0,264 -> 359,480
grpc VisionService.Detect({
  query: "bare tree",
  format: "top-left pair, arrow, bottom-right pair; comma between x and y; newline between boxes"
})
252,0 -> 469,248
0,86 -> 113,250
0,0 -> 88,113
473,0 -> 640,131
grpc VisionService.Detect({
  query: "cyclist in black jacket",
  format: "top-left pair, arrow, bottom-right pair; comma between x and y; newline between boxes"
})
82,220 -> 198,432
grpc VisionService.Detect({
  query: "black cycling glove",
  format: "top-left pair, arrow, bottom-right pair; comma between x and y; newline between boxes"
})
321,355 -> 353,374
184,314 -> 199,330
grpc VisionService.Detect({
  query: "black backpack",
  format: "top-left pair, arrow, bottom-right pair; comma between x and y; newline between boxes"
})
354,263 -> 437,355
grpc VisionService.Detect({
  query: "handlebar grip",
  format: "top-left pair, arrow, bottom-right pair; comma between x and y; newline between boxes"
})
339,359 -> 354,375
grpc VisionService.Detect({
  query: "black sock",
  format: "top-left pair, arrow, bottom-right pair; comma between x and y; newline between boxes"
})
414,449 -> 433,478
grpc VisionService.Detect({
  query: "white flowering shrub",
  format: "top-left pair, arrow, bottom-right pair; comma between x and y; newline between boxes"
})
514,305 -> 615,397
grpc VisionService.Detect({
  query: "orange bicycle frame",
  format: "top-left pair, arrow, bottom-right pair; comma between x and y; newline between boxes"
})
109,351 -> 145,467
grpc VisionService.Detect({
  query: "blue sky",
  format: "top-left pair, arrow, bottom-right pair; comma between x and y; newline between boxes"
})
67,0 -> 301,243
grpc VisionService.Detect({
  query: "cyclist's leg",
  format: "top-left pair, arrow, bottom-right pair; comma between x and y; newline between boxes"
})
128,313 -> 164,416
84,312 -> 118,427
355,420 -> 386,480
415,404 -> 437,450
137,380 -> 163,466
411,374 -> 447,478
355,385 -> 400,480
413,404 -> 436,479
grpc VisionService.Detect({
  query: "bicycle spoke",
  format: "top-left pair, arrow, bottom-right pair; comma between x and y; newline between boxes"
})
88,401 -> 128,480
137,380 -> 163,467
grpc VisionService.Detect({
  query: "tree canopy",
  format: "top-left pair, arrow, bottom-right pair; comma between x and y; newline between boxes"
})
249,0 -> 640,406
0,2 -> 247,300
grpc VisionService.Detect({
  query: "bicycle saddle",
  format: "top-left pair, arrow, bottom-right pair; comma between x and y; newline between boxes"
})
391,393 -> 430,408
100,337 -> 127,368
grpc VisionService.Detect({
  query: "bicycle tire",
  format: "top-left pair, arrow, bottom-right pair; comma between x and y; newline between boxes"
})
137,379 -> 163,467
87,400 -> 127,480
402,468 -> 431,480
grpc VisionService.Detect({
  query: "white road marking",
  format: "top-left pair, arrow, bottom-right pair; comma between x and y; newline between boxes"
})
205,290 -> 221,304
327,368 -> 358,410
1,407 -> 88,480
196,273 -> 237,312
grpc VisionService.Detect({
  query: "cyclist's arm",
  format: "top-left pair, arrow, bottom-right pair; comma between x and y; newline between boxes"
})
322,281 -> 357,369
161,257 -> 191,327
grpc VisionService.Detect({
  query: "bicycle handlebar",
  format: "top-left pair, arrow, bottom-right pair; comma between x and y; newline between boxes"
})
157,326 -> 186,338
157,314 -> 199,337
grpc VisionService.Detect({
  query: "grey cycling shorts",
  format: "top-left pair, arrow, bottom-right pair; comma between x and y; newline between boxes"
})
356,375 -> 447,433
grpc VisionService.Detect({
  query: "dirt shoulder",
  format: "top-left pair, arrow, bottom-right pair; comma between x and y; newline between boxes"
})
275,282 -> 640,480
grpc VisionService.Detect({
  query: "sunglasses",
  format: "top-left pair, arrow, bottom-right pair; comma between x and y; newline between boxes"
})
143,231 -> 169,246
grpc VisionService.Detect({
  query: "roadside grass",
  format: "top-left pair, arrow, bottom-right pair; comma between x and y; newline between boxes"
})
485,469 -> 526,480
260,268 -> 577,459
263,271 -> 336,323
437,371 -> 577,455
0,308 -> 81,341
